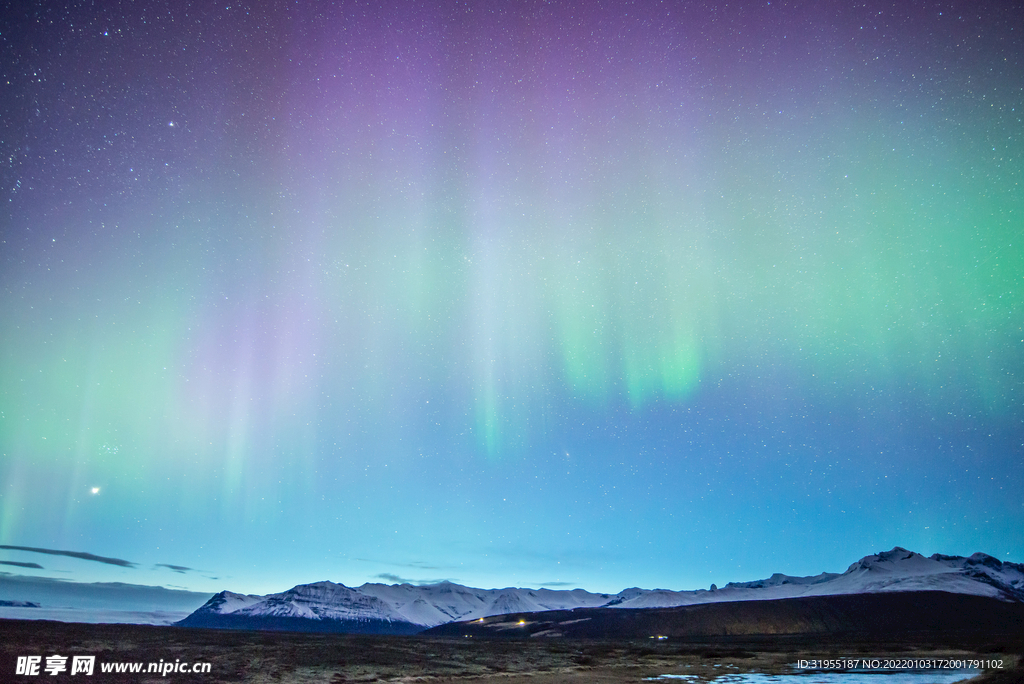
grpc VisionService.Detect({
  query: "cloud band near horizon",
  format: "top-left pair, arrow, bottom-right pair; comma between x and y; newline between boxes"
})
0,545 -> 136,568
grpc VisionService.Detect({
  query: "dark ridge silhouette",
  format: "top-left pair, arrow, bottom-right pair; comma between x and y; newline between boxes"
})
425,591 -> 1024,641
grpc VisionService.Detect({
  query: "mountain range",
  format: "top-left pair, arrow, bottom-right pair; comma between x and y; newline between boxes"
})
177,547 -> 1024,634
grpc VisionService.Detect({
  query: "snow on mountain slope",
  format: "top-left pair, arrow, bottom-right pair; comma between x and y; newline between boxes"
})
726,571 -> 841,590
199,590 -> 263,614
180,547 -> 1024,631
184,581 -> 409,627
691,547 -> 1024,605
823,548 -> 1024,600
232,581 -> 401,622
605,548 -> 1024,609
357,581 -> 491,625
530,587 -> 617,611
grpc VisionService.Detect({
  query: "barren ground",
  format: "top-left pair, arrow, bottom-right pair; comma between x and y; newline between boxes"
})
1,619 -> 1021,683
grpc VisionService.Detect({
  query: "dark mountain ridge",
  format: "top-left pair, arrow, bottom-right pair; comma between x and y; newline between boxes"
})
426,591 -> 1024,642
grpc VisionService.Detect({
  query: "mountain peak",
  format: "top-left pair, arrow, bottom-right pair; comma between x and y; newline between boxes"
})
967,552 -> 1003,568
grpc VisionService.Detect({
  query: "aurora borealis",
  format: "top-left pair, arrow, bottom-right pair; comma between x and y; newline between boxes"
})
1,1 -> 1021,596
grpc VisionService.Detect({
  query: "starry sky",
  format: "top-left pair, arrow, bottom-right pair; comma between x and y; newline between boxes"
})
1,0 -> 1022,597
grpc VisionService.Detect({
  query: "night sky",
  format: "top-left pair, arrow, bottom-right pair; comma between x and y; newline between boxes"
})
1,0 -> 1021,596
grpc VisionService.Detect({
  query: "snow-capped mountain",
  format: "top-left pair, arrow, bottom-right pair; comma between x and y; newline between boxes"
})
178,579 -> 621,632
178,547 -> 1024,633
706,547 -> 1024,604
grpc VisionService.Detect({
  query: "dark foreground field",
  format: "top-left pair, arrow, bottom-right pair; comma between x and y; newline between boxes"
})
2,616 -> 1022,684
